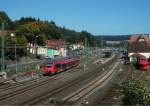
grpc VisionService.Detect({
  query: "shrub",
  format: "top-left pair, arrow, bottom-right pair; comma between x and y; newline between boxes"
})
121,77 -> 150,105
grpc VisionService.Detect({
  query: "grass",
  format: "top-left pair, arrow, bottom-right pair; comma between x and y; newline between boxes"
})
5,63 -> 41,77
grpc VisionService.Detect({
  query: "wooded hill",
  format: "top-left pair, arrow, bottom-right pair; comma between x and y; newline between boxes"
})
0,11 -> 101,58
0,11 -> 99,47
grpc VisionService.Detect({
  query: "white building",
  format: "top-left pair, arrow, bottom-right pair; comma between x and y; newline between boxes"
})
37,46 -> 48,56
128,35 -> 150,62
27,43 -> 48,56
70,43 -> 84,50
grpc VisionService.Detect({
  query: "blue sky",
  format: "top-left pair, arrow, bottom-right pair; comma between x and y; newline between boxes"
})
0,0 -> 150,35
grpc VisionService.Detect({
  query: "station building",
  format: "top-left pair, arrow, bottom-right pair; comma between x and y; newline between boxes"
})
128,34 -> 150,63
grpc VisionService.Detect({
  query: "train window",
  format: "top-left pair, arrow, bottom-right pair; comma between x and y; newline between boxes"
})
46,64 -> 52,68
47,66 -> 51,68
62,64 -> 67,68
55,64 -> 62,68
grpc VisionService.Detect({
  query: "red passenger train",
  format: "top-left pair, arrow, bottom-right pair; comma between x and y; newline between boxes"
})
42,57 -> 79,75
138,58 -> 149,71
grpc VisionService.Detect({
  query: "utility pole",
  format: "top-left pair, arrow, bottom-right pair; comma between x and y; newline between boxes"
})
35,35 -> 39,58
84,37 -> 88,71
10,33 -> 17,74
1,23 -> 5,72
101,37 -> 103,48
85,37 -> 88,56
96,43 -> 98,57
14,42 -> 17,75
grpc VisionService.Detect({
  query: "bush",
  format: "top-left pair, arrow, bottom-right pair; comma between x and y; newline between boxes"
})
121,77 -> 150,105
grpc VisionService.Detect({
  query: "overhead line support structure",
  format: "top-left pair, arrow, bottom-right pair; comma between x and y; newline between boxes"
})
0,23 -> 5,72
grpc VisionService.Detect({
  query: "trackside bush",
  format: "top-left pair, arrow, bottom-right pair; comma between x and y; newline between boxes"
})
121,77 -> 150,105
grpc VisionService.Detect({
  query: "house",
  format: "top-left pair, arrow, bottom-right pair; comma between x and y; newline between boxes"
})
27,43 -> 48,56
37,46 -> 47,56
129,34 -> 150,44
69,42 -> 84,50
0,30 -> 12,36
27,40 -> 67,58
47,39 -> 67,58
27,43 -> 35,54
128,34 -> 150,62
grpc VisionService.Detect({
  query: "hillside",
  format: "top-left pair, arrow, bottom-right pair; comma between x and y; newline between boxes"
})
0,11 -> 99,46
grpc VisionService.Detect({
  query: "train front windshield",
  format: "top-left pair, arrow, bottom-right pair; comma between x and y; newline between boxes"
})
46,64 -> 52,68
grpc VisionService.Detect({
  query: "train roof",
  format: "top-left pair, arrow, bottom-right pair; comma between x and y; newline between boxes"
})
55,58 -> 75,64
45,56 -> 77,64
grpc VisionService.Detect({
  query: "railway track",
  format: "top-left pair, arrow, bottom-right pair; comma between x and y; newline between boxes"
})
0,54 -> 101,89
95,62 -> 129,106
63,62 -> 119,104
96,62 -> 148,106
0,66 -> 82,102
19,56 -> 117,105
0,55 -> 117,105
0,76 -> 49,90
0,65 -> 80,91
0,56 -> 101,91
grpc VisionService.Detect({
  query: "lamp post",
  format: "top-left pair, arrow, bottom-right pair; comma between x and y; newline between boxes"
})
10,33 -> 17,74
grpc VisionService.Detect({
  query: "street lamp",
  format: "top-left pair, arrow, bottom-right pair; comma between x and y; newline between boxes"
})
10,33 -> 17,74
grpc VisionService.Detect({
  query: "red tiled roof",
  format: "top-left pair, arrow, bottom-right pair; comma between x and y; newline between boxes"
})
129,34 -> 150,44
47,39 -> 67,49
129,40 -> 150,53
0,30 -> 12,36
129,34 -> 150,53
129,35 -> 138,44
131,53 -> 146,58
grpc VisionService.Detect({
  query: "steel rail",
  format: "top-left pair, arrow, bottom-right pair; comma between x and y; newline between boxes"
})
0,66 -> 80,101
20,56 -> 117,105
63,62 -> 119,103
0,54 -> 103,90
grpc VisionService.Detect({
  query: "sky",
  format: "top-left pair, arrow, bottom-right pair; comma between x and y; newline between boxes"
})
0,0 -> 150,35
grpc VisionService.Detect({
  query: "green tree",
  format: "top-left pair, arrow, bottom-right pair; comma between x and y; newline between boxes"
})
0,11 -> 14,30
16,21 -> 48,44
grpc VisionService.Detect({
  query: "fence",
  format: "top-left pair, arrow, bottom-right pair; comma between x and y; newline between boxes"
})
1,60 -> 44,77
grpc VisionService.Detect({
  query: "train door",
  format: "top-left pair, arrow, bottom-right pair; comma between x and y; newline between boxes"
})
66,61 -> 71,69
62,63 -> 67,70
55,63 -> 63,72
